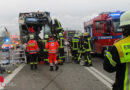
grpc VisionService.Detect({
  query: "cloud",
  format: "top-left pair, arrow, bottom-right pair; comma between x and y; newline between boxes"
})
0,0 -> 130,35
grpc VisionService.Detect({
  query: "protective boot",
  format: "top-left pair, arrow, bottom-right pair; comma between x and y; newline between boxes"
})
30,64 -> 33,70
34,64 -> 38,69
49,66 -> 54,71
55,64 -> 59,71
88,63 -> 92,67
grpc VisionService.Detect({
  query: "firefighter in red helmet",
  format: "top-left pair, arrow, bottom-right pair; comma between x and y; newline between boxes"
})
45,36 -> 59,71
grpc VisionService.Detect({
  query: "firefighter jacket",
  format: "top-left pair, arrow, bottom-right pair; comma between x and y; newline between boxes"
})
27,40 -> 39,54
58,36 -> 64,48
45,40 -> 59,53
42,39 -> 48,52
71,37 -> 80,51
78,36 -> 84,53
82,36 -> 92,52
103,36 -> 130,90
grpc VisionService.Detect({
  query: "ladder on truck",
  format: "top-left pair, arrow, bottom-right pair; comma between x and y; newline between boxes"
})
12,48 -> 27,64
0,48 -> 26,74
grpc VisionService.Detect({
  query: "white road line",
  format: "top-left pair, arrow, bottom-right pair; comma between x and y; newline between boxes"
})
90,67 -> 114,84
3,63 -> 25,89
85,67 -> 112,89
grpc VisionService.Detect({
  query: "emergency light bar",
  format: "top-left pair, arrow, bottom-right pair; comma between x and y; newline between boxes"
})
109,13 -> 121,17
108,12 -> 124,19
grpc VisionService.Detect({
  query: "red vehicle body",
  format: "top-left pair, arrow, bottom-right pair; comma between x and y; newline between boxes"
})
84,11 -> 124,56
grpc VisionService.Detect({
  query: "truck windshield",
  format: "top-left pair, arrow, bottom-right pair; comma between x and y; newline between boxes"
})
113,20 -> 122,33
44,24 -> 51,35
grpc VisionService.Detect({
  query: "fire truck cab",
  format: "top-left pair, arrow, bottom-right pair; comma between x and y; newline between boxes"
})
84,11 -> 124,56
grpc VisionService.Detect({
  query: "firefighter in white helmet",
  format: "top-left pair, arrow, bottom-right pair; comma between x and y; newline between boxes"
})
103,11 -> 130,90
58,33 -> 65,64
42,34 -> 49,63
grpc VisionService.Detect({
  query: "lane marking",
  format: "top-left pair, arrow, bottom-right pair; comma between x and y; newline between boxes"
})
90,67 -> 114,84
4,63 -> 25,89
85,67 -> 113,89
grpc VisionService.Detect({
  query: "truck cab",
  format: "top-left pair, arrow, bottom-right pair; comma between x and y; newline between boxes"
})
84,11 -> 124,56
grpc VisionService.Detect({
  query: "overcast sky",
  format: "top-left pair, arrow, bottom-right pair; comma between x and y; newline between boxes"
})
0,0 -> 130,35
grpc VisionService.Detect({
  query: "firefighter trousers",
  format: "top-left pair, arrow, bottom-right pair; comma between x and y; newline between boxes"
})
72,50 -> 78,61
48,53 -> 58,66
43,51 -> 49,62
29,54 -> 38,69
59,48 -> 65,62
84,51 -> 92,65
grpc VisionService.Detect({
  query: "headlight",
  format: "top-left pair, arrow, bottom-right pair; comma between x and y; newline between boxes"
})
2,47 -> 5,49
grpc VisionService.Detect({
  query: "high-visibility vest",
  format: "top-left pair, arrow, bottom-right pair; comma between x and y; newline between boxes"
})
72,37 -> 79,50
42,39 -> 48,51
82,37 -> 92,52
58,36 -> 64,48
114,36 -> 130,63
27,40 -> 39,54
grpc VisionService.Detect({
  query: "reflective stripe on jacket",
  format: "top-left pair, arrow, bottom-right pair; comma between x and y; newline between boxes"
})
45,40 -> 59,53
82,37 -> 92,52
104,36 -> 130,90
42,39 -> 48,52
27,40 -> 39,54
58,36 -> 64,48
72,37 -> 79,50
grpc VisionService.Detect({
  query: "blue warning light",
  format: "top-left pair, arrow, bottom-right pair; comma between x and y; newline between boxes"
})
6,39 -> 9,42
109,12 -> 124,19
4,38 -> 10,43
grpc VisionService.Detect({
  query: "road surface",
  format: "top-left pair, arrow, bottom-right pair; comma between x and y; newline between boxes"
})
3,55 -> 115,90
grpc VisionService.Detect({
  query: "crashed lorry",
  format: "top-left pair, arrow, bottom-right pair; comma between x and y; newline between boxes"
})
19,11 -> 64,64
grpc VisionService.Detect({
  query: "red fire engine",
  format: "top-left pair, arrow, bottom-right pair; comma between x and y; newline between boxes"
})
84,11 -> 124,56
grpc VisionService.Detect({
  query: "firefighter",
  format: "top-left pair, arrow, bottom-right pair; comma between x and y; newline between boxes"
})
103,11 -> 130,90
80,32 -> 92,66
58,33 -> 65,64
70,34 -> 80,62
42,34 -> 49,63
77,33 -> 83,63
27,34 -> 39,70
45,36 -> 59,71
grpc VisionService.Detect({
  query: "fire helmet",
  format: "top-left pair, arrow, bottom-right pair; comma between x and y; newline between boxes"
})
29,34 -> 34,39
120,11 -> 130,28
83,32 -> 89,36
45,34 -> 48,39
59,33 -> 63,36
